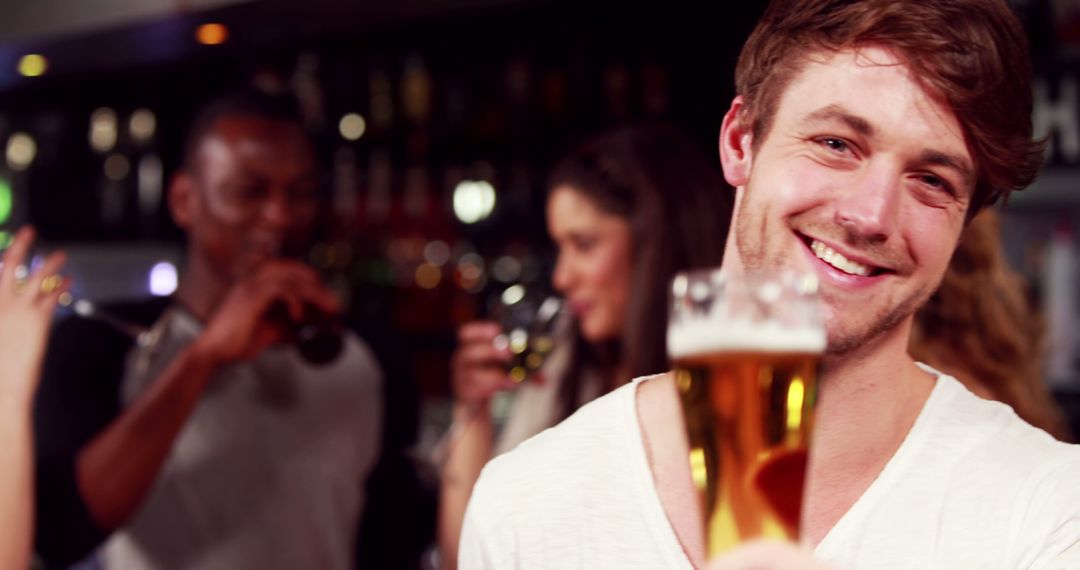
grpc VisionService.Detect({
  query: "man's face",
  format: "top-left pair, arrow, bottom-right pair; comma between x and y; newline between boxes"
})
181,116 -> 319,282
720,46 -> 974,355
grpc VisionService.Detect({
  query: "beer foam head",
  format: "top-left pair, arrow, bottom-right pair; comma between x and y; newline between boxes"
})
667,269 -> 826,358
667,317 -> 826,359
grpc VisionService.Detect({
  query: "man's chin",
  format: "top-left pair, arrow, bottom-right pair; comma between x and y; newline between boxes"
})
823,307 -> 917,360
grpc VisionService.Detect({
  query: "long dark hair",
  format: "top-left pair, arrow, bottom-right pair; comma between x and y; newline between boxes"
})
547,123 -> 732,419
910,211 -> 1071,441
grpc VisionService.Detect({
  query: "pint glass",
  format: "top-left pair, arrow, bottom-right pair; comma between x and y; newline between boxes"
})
667,269 -> 825,558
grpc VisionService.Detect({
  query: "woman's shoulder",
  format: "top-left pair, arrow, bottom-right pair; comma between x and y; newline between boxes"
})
482,375 -> 658,487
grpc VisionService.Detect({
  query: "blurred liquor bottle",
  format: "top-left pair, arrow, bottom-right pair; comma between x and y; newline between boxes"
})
292,51 -> 327,131
370,67 -> 395,135
1045,221 -> 1079,388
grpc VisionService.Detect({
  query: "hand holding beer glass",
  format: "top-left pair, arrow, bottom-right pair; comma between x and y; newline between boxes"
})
668,269 -> 825,559
440,284 -> 562,461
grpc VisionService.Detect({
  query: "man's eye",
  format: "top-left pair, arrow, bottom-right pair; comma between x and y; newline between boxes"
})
229,186 -> 263,200
819,138 -> 849,153
918,174 -> 952,194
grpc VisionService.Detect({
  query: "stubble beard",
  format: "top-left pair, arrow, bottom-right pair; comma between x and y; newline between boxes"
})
820,284 -> 932,356
734,201 -> 938,358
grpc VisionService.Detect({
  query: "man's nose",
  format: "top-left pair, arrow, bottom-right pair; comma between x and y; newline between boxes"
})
259,191 -> 293,228
833,160 -> 901,243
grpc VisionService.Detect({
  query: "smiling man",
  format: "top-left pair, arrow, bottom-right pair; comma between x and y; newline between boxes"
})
458,1 -> 1080,568
34,91 -> 384,570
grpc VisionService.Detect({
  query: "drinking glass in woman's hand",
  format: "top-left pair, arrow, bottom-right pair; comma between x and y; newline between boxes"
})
441,284 -> 563,462
489,283 -> 562,385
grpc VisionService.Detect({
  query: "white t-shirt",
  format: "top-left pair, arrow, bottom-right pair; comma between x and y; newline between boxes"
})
460,366 -> 1080,569
100,307 -> 383,570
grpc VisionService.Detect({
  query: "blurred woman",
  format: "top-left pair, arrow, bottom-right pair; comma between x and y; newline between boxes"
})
439,124 -> 733,566
0,226 -> 68,569
910,210 -> 1071,441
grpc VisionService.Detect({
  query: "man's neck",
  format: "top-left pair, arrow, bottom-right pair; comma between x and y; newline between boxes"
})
174,254 -> 229,324
801,320 -> 936,545
638,318 -> 936,563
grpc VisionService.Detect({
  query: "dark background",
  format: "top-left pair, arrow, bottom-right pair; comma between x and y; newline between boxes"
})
3,0 -> 1080,529
0,0 -> 774,403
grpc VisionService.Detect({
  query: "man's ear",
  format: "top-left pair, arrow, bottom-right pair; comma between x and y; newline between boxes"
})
168,172 -> 195,230
719,96 -> 755,188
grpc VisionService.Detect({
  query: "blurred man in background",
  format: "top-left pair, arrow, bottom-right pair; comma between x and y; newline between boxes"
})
33,90 -> 386,569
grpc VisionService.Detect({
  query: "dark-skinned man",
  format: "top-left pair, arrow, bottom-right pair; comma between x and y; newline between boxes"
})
34,91 -> 383,570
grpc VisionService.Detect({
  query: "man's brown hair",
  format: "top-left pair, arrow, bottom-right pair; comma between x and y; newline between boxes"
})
735,0 -> 1044,214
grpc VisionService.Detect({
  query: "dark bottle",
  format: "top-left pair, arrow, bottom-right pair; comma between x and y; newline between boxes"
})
295,318 -> 345,365
269,302 -> 345,366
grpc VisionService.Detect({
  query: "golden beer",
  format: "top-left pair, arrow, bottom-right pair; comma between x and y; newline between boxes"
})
667,269 -> 824,560
675,351 -> 819,557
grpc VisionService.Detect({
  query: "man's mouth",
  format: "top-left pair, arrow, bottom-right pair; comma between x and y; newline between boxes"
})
245,240 -> 284,258
806,238 -> 880,277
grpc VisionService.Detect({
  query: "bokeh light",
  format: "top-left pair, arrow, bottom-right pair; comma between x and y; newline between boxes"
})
149,262 -> 178,296
492,255 -> 522,283
501,284 -> 526,306
6,133 -> 36,171
17,54 -> 47,77
129,108 -> 157,143
423,240 -> 451,267
415,263 -> 442,289
89,108 -> 118,153
195,23 -> 229,46
338,113 -> 367,141
455,252 -> 486,293
452,180 -> 496,224
0,179 -> 12,225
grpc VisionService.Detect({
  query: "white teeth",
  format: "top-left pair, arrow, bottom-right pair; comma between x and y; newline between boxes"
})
810,240 -> 873,276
